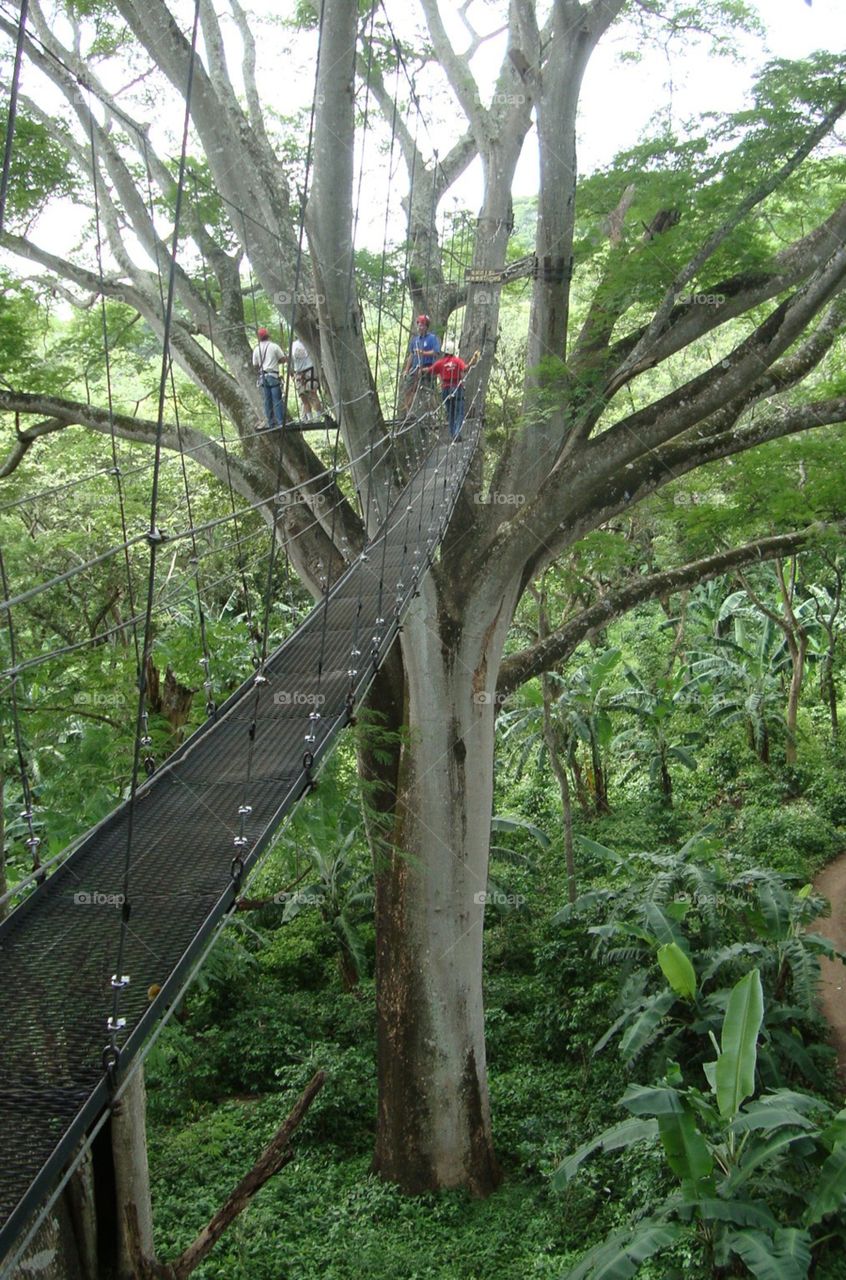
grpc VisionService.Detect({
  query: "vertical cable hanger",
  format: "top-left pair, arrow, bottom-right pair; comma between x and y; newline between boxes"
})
0,0 -> 29,234
140,137 -> 217,737
193,194 -> 263,672
0,6 -> 45,888
233,0 -> 328,852
86,96 -> 141,677
106,0 -> 203,1082
0,533 -> 42,882
0,4 -> 41,881
302,0 -> 387,770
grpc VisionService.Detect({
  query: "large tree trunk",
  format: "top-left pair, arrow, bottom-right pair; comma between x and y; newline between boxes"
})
9,1176 -> 90,1280
784,632 -> 806,766
821,647 -> 839,738
112,1069 -> 155,1280
9,1205 -> 84,1280
372,577 -> 516,1193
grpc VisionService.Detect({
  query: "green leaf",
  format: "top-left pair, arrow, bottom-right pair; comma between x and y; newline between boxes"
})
725,1130 -> 816,1193
553,1117 -> 659,1189
716,969 -> 764,1118
618,990 -> 677,1061
803,1142 -> 846,1227
731,1104 -> 814,1134
643,901 -> 682,947
657,1111 -> 714,1193
765,1027 -> 828,1089
690,1199 -> 778,1229
564,1222 -> 681,1280
490,813 -> 550,847
573,835 -> 627,865
820,1107 -> 846,1150
657,942 -> 697,999
728,1228 -> 811,1280
772,1230 -> 813,1277
622,1084 -> 685,1117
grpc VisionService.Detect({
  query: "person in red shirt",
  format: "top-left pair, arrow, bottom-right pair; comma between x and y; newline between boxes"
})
429,350 -> 469,441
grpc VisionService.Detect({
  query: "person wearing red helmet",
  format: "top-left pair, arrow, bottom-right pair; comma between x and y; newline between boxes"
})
252,326 -> 288,429
401,314 -> 441,415
430,347 -> 478,441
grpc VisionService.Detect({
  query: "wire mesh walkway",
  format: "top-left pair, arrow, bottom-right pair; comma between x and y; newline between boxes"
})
0,421 -> 479,1262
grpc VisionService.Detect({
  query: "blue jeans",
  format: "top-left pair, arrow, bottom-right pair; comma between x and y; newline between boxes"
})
442,386 -> 465,439
261,374 -> 286,428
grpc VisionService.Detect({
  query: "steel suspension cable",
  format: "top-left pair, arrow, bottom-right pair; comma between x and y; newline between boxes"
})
0,534 -> 42,881
86,96 -> 141,675
232,0 -> 329,867
141,137 -> 217,732
308,0 -> 390,743
0,428 -> 401,623
106,0 -> 202,1074
194,198 -> 263,672
0,0 -> 28,233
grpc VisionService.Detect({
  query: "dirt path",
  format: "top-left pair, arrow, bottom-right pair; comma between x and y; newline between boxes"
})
813,854 -> 846,1087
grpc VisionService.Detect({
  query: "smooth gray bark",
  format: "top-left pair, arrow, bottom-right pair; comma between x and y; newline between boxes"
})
112,1069 -> 155,1280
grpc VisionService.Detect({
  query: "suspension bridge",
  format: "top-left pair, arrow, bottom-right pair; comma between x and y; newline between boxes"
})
0,420 -> 479,1266
0,0 -> 488,1269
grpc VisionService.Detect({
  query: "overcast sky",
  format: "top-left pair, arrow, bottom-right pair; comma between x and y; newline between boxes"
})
4,1 -> 845,266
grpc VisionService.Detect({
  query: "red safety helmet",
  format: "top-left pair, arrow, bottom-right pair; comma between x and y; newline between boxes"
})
416,314 -> 430,327
257,327 -> 269,339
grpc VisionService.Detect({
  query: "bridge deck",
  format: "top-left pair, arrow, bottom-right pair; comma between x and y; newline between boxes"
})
0,426 -> 477,1263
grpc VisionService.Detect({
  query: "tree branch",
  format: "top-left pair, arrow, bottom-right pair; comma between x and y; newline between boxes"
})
658,394 -> 846,478
607,94 -> 846,396
228,0 -> 273,154
417,0 -> 490,144
598,197 -> 846,400
126,1071 -> 326,1279
593,244 -> 846,470
499,525 -> 837,694
0,391 -> 269,500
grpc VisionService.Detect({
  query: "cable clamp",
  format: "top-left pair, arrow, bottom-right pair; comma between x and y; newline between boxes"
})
110,974 -> 130,990
106,1016 -> 126,1033
146,527 -> 167,546
233,835 -> 249,848
102,1045 -> 120,1084
254,672 -> 268,686
238,804 -> 253,816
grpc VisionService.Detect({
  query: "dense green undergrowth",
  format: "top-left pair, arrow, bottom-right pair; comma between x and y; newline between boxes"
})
143,722 -> 846,1279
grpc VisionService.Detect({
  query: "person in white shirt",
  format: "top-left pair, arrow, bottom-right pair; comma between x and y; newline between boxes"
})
291,337 -> 323,422
252,327 -> 287,429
